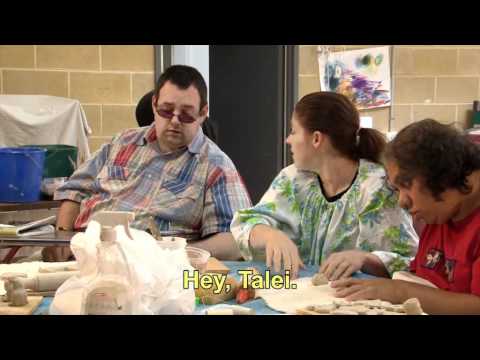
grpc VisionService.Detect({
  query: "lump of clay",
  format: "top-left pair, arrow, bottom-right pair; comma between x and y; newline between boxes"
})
9,279 -> 28,307
331,308 -> 359,315
296,308 -> 325,315
2,280 -> 13,303
345,305 -> 370,315
403,298 -> 423,315
1,273 -> 27,303
382,311 -> 403,315
206,308 -> 234,315
333,298 -> 351,307
312,304 -> 337,313
297,297 -> 426,315
311,273 -> 329,286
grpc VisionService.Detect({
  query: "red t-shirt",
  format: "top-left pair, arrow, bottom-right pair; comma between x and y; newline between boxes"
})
410,207 -> 480,296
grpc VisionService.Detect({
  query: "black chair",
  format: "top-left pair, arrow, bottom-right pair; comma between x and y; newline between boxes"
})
135,90 -> 218,144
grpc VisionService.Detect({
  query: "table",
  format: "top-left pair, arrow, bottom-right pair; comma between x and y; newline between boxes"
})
33,261 -> 375,315
0,230 -> 76,247
0,200 -> 60,212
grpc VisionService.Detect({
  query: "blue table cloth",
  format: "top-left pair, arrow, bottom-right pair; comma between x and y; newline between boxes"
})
34,261 -> 375,315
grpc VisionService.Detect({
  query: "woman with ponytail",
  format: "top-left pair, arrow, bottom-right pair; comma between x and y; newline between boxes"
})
231,92 -> 418,279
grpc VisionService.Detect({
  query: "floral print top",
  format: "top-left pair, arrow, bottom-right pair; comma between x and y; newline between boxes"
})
231,159 -> 419,275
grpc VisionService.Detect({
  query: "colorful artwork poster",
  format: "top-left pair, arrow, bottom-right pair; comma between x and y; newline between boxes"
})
318,46 -> 391,109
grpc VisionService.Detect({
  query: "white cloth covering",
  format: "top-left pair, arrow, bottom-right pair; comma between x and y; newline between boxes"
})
0,95 -> 91,164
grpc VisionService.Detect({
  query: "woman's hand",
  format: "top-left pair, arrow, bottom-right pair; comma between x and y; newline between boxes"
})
250,225 -> 304,279
320,250 -> 370,281
264,232 -> 305,279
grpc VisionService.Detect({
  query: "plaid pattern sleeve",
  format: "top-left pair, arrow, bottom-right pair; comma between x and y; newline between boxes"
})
54,141 -> 111,203
53,124 -> 251,238
201,166 -> 252,238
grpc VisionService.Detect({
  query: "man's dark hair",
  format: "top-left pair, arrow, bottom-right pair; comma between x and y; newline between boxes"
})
384,119 -> 480,200
154,65 -> 208,110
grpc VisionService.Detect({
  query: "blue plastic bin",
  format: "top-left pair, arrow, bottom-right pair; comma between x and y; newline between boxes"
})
0,147 -> 47,203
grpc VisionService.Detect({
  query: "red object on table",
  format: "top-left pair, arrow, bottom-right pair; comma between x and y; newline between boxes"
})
467,133 -> 480,144
236,288 -> 255,304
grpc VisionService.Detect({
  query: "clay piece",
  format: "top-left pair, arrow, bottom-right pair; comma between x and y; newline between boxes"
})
230,306 -> 256,315
206,308 -> 234,315
1,273 -> 27,303
359,299 -> 383,308
345,305 -> 370,315
332,298 -> 351,307
311,273 -> 329,286
331,308 -> 359,315
297,297 -> 425,315
2,282 -> 12,303
312,304 -> 337,313
379,301 -> 396,311
392,305 -> 406,313
382,311 -> 403,315
9,279 -> 28,307
296,308 -> 325,315
403,298 -> 423,315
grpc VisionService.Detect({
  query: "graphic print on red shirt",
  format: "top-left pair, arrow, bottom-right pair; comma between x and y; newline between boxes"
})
410,207 -> 480,295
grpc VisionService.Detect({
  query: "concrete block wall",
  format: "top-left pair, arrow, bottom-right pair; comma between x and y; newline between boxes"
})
0,45 -> 155,153
299,45 -> 480,133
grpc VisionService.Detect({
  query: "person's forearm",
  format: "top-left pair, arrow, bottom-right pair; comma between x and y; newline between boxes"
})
394,280 -> 480,314
56,200 -> 80,230
361,253 -> 390,278
189,232 -> 241,261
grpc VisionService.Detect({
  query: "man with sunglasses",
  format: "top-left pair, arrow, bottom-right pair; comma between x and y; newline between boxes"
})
45,65 -> 251,262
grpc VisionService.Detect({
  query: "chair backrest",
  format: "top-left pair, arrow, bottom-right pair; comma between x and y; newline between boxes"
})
135,90 -> 218,144
135,90 -> 155,127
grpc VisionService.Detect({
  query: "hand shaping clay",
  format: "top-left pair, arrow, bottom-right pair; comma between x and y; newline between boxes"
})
311,273 -> 329,286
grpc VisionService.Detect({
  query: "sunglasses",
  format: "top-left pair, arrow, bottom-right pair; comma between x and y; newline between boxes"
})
155,108 -> 197,124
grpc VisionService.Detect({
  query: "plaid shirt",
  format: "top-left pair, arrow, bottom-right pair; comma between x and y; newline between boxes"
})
54,124 -> 252,240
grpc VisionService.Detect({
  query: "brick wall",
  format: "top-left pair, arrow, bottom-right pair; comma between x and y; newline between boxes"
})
299,45 -> 480,133
0,45 -> 155,152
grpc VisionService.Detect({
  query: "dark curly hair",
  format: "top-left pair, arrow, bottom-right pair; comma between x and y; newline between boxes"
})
295,92 -> 386,163
384,119 -> 480,200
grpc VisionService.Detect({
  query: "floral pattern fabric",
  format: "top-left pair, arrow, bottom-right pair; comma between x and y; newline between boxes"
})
231,160 -> 419,275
